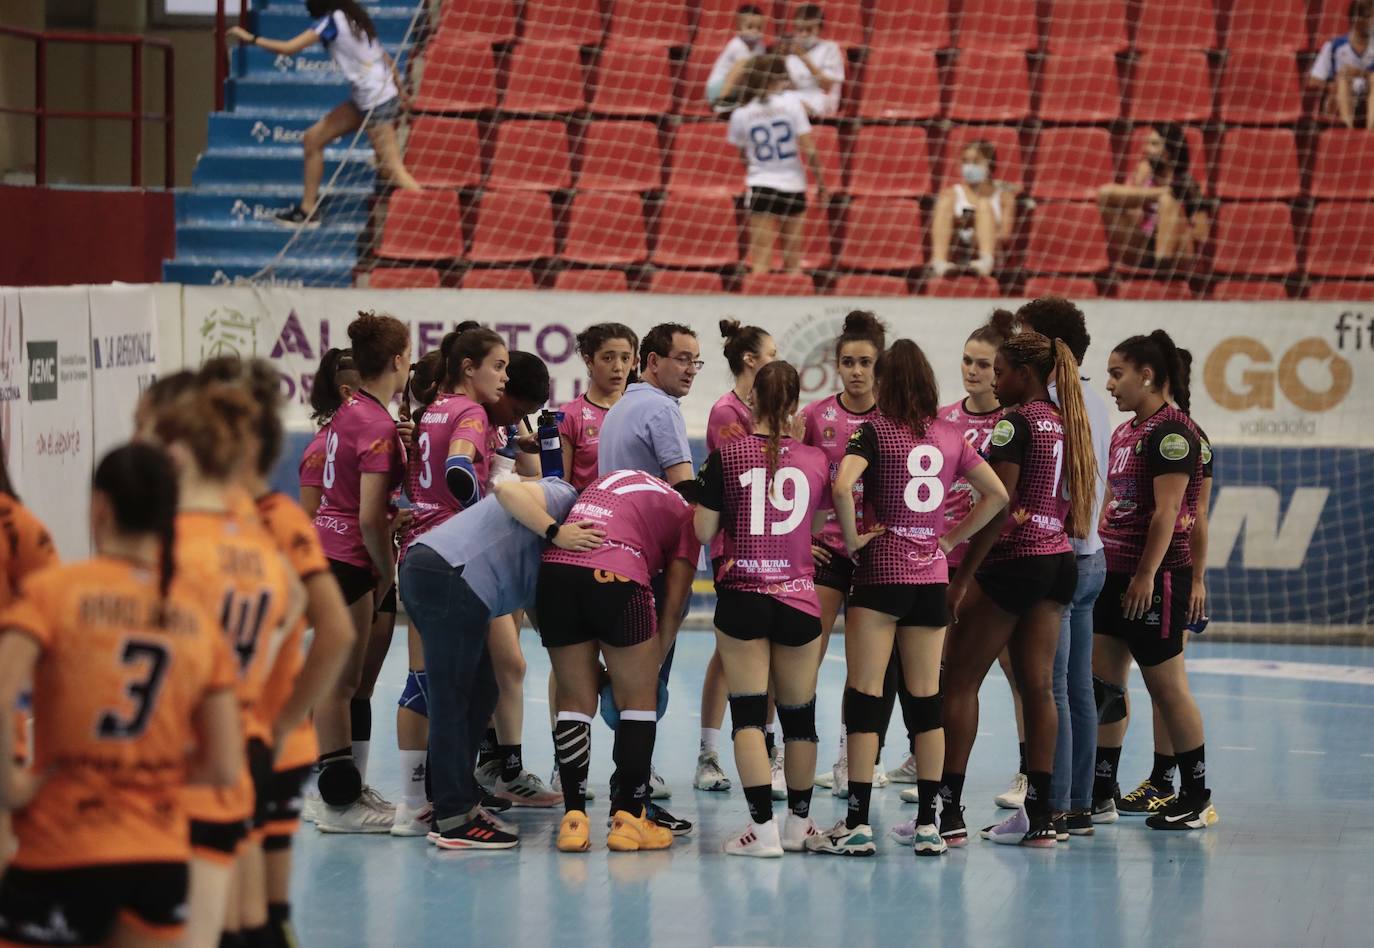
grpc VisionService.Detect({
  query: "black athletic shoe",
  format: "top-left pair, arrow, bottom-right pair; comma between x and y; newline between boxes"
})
646,802 -> 693,836
274,205 -> 322,229
1146,791 -> 1217,831
1065,810 -> 1095,836
433,811 -> 518,850
1052,813 -> 1069,842
939,804 -> 968,847
1118,778 -> 1176,816
1021,817 -> 1058,849
481,792 -> 513,813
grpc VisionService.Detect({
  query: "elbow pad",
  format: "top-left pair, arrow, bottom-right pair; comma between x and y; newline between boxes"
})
445,454 -> 482,507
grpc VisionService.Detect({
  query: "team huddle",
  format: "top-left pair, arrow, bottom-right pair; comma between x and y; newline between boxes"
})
0,297 -> 1217,946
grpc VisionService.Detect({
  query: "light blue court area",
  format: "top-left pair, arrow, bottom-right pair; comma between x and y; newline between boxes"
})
291,630 -> 1374,948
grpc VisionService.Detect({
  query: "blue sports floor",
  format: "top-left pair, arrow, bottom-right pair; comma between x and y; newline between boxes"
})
291,630 -> 1374,948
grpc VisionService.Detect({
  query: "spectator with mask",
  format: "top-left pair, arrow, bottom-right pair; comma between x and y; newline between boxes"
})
706,4 -> 769,109
777,3 -> 844,118
929,139 -> 1017,279
1309,0 -> 1374,130
1098,123 -> 1209,271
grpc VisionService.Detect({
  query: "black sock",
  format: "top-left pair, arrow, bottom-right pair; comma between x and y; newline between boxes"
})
478,727 -> 499,767
1150,752 -> 1178,788
349,698 -> 371,742
1094,745 -> 1122,800
1025,770 -> 1052,819
554,719 -> 591,813
242,926 -> 272,948
499,744 -> 523,782
744,784 -> 774,825
940,772 -> 965,811
846,780 -> 873,829
916,778 -> 941,826
787,785 -> 813,819
612,716 -> 656,816
267,903 -> 294,948
1176,744 -> 1207,798
1018,741 -> 1027,774
764,728 -> 776,758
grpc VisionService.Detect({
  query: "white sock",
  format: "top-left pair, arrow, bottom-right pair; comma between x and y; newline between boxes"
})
700,727 -> 720,755
352,740 -> 370,784
399,749 -> 427,808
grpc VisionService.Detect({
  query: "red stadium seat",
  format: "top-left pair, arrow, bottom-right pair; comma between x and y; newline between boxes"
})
1210,279 -> 1289,300
846,126 -> 933,198
939,126 -> 1024,190
1045,0 -> 1129,53
413,41 -> 498,113
469,192 -> 555,263
1024,276 -> 1100,298
1134,0 -> 1217,52
667,122 -> 744,197
785,0 -> 865,48
1306,203 -> 1374,278
554,269 -> 631,291
1128,50 -> 1213,122
838,198 -> 925,271
405,117 -> 482,189
1025,203 -> 1109,274
647,269 -> 726,293
367,267 -> 442,289
1032,128 -> 1116,201
1214,129 -> 1300,199
857,47 -> 942,120
1225,0 -> 1309,54
437,0 -> 516,44
577,121 -> 664,192
1307,280 -> 1374,300
695,0 -> 773,49
502,43 -> 587,114
677,45 -> 724,117
486,120 -> 572,191
462,268 -> 535,289
562,192 -> 648,265
1219,51 -> 1303,124
948,50 -> 1031,122
1310,129 -> 1374,200
1211,202 -> 1296,276
799,204 -> 834,270
604,1 -> 690,50
522,0 -> 603,46
956,0 -> 1039,52
1038,51 -> 1122,123
742,272 -> 816,295
832,274 -> 911,296
591,46 -> 674,116
869,0 -> 950,50
1317,2 -> 1359,45
1112,279 -> 1194,299
377,191 -> 464,261
809,126 -> 844,198
651,194 -> 741,267
924,275 -> 1001,297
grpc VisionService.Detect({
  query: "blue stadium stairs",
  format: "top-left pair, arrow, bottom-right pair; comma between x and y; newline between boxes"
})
164,2 -> 420,286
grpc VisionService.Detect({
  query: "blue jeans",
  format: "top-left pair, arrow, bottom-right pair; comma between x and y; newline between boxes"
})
1051,550 -> 1106,811
399,545 -> 499,829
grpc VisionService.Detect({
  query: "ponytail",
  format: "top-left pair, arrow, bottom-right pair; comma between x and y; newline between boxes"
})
94,444 -> 179,625
752,361 -> 800,487
1052,339 -> 1098,540
875,339 -> 939,437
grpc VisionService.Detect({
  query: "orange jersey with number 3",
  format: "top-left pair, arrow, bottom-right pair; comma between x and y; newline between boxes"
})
0,557 -> 235,869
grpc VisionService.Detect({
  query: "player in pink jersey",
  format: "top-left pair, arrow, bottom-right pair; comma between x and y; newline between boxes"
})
535,470 -> 699,853
940,318 -> 1098,849
798,310 -> 886,795
695,362 -> 834,857
300,347 -> 360,519
697,319 -> 778,794
1092,330 -> 1215,832
814,340 -> 1007,857
560,323 -> 638,491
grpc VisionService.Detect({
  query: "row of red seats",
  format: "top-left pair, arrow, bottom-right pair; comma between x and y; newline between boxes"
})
375,189 -> 1374,278
405,119 -> 1374,203
441,0 -> 1351,56
366,265 -> 1373,301
414,42 -> 1326,125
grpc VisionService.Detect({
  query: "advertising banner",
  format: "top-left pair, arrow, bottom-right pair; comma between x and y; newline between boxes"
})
89,284 -> 161,461
0,289 -> 24,495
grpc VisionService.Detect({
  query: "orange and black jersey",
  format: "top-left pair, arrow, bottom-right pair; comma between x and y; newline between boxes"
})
0,557 -> 235,870
0,494 -> 57,767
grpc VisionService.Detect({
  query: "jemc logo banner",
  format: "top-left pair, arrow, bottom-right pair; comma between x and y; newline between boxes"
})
27,341 -> 57,402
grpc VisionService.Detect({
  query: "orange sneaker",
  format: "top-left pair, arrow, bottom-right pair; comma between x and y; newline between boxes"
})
607,808 -> 672,852
557,810 -> 591,852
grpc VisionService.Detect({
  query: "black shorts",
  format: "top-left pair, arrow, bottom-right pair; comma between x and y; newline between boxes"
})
329,558 -> 375,606
714,588 -> 822,647
377,583 -> 398,615
975,552 -> 1078,615
746,186 -> 806,218
0,862 -> 188,945
190,817 -> 249,864
813,546 -> 855,594
849,583 -> 949,628
536,563 -> 657,650
1094,568 -> 1192,668
261,763 -> 314,837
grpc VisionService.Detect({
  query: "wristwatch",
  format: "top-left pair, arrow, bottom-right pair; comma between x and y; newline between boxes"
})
544,522 -> 560,543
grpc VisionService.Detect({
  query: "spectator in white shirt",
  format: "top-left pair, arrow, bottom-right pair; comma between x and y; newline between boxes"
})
706,5 -> 768,107
1309,0 -> 1374,130
777,4 -> 844,118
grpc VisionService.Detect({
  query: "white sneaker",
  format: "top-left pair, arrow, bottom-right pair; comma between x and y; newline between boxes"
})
693,751 -> 732,791
550,768 -> 595,801
912,822 -> 947,857
888,754 -> 920,784
494,771 -> 561,808
980,806 -> 1030,845
361,786 -> 395,817
301,788 -> 323,824
475,760 -> 502,794
781,812 -> 821,852
770,748 -> 787,801
996,772 -> 1028,810
814,742 -> 844,789
899,785 -> 921,804
390,801 -> 432,837
316,798 -> 395,834
873,767 -> 890,790
649,766 -> 671,800
723,819 -> 783,858
829,757 -> 849,798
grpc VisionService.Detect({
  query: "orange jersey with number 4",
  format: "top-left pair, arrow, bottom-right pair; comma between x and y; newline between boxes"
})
0,557 -> 235,869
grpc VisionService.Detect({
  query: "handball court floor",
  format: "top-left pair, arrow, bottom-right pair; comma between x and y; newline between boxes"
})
291,629 -> 1372,948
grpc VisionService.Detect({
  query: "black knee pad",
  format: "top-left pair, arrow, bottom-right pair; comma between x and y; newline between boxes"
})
775,696 -> 818,744
262,833 -> 292,853
728,692 -> 769,738
842,686 -> 887,735
907,692 -> 943,733
1094,676 -> 1128,724
316,758 -> 362,806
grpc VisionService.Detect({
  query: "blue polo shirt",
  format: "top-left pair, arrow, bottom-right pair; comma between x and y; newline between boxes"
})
597,381 -> 693,478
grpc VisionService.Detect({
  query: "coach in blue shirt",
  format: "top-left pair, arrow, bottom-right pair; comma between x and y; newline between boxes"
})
598,322 -> 701,485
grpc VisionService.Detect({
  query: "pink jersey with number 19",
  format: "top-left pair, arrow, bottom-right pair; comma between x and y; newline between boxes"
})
313,390 -> 406,569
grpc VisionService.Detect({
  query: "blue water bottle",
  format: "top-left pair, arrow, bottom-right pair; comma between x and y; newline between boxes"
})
537,409 -> 565,479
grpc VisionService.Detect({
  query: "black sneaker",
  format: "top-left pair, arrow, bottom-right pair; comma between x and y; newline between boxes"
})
274,204 -> 322,229
1065,810 -> 1095,836
646,802 -> 693,836
481,792 -> 513,813
1146,791 -> 1217,831
1021,815 -> 1058,849
1118,778 -> 1176,816
939,804 -> 967,847
1052,813 -> 1069,842
433,811 -> 519,850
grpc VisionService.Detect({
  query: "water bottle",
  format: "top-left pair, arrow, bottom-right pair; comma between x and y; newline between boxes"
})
1187,614 -> 1209,635
537,409 -> 565,479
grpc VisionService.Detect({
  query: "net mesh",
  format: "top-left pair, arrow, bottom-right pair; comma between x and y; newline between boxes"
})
232,0 -> 1374,299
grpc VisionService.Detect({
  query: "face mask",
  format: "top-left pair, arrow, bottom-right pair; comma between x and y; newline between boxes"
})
796,35 -> 819,51
962,163 -> 988,186
739,30 -> 763,48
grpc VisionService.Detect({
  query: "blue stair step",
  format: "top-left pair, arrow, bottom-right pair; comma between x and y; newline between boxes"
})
175,186 -> 373,226
235,44 -> 407,79
163,256 -> 356,288
191,147 -> 374,188
254,5 -> 421,48
229,75 -> 357,111
208,111 -> 319,149
175,219 -> 363,260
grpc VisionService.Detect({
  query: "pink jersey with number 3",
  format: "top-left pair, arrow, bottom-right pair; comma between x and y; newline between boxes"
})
400,393 -> 489,553
313,391 -> 405,569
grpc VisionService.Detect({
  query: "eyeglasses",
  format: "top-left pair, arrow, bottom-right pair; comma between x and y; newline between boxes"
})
668,354 -> 705,371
